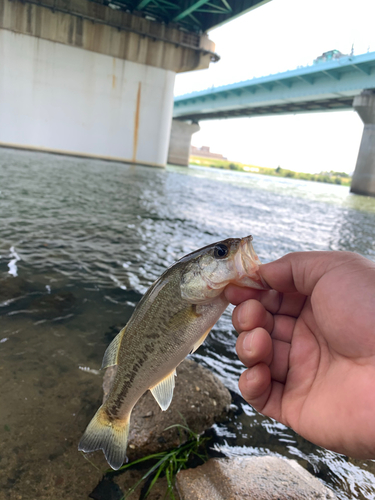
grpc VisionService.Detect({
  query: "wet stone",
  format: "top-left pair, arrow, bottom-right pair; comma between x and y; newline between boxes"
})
176,456 -> 338,500
103,359 -> 232,460
89,477 -> 123,500
29,291 -> 76,319
0,276 -> 31,300
0,274 -> 77,321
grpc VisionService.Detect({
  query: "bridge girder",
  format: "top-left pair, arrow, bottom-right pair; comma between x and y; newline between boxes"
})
173,52 -> 375,120
86,0 -> 270,33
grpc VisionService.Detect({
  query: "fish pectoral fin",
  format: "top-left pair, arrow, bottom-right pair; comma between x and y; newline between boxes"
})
190,326 -> 212,354
101,326 -> 127,370
150,370 -> 176,411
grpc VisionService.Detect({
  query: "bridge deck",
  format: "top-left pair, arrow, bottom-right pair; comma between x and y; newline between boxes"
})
173,52 -> 375,120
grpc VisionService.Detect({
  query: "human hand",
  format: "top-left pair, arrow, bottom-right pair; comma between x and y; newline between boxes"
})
225,251 -> 375,458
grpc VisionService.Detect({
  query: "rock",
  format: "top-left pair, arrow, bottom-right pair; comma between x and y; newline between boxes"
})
102,359 -> 231,460
89,477 -> 123,500
0,275 -> 76,320
29,291 -> 76,319
0,276 -> 33,301
176,456 -> 338,500
111,469 -> 176,500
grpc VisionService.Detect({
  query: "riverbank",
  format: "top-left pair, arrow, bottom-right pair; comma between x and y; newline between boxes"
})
189,155 -> 352,186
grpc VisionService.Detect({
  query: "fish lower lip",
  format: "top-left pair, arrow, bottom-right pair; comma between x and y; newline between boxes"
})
236,238 -> 269,290
240,273 -> 269,289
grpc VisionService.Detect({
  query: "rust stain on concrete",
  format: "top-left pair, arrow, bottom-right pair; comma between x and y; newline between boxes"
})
112,58 -> 116,89
132,82 -> 141,162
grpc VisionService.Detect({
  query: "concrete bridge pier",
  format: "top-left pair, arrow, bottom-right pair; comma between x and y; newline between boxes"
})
0,0 -> 216,168
167,120 -> 200,166
351,91 -> 375,196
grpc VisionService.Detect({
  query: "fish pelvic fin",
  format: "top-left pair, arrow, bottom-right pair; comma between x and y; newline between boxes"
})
150,369 -> 176,411
190,325 -> 212,354
78,405 -> 130,470
101,326 -> 127,369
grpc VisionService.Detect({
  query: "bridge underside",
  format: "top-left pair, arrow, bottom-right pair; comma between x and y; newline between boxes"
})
85,0 -> 270,33
174,96 -> 356,120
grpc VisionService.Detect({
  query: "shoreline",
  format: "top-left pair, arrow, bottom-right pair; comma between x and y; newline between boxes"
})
189,155 -> 352,186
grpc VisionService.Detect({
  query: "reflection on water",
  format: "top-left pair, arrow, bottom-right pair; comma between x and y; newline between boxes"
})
1,149 -> 375,499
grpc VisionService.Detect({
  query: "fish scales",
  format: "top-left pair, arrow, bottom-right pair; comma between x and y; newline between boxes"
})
78,236 -> 268,469
109,272 -> 202,415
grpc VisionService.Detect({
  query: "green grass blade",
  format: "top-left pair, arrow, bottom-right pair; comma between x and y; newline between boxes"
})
116,423 -> 211,499
163,423 -> 198,439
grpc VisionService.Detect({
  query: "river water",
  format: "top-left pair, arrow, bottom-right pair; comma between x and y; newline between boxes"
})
1,147 -> 375,499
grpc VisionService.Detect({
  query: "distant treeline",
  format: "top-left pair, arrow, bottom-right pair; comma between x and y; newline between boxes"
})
190,156 -> 352,186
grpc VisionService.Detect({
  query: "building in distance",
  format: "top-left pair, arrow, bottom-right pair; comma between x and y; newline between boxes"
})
190,145 -> 227,160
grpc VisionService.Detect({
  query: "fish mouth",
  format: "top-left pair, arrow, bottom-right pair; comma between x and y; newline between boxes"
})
234,236 -> 270,290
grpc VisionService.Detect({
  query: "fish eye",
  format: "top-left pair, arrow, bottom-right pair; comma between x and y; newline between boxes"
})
214,243 -> 229,259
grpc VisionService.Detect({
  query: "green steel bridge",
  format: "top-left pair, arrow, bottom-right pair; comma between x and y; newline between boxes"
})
173,51 -> 375,120
89,0 -> 269,33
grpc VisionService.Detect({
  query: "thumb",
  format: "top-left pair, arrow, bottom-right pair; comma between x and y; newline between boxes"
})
259,251 -> 363,296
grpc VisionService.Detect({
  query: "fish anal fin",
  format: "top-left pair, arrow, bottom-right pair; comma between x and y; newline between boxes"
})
101,326 -> 127,370
78,405 -> 130,470
150,370 -> 176,411
190,326 -> 212,354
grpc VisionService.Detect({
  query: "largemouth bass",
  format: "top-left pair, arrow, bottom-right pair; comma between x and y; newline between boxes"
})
78,236 -> 268,469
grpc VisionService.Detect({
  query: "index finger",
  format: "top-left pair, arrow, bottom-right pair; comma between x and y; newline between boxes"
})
224,284 -> 306,317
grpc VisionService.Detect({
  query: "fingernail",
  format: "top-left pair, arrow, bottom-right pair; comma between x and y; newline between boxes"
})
243,331 -> 253,352
237,303 -> 247,328
246,368 -> 255,381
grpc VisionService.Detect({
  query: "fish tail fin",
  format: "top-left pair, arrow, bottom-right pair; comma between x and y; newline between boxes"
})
78,405 -> 130,470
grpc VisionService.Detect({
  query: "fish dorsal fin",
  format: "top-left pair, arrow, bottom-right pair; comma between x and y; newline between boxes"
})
150,370 -> 176,411
101,326 -> 127,370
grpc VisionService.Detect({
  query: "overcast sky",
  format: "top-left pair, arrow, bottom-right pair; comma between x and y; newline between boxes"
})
174,0 -> 375,173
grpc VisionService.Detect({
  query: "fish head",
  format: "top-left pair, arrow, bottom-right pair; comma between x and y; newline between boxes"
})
179,235 -> 269,303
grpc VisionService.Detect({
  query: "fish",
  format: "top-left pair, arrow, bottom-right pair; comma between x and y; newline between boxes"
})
78,235 -> 268,470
